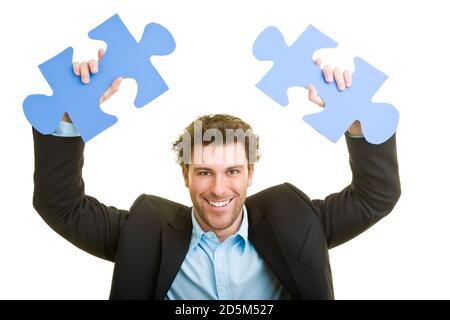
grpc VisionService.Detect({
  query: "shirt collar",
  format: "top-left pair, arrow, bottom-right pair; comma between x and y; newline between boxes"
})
190,205 -> 249,249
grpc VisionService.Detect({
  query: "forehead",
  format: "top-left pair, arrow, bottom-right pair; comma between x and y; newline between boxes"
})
191,142 -> 247,166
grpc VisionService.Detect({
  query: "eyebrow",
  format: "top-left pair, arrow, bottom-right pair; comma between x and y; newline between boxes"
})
193,167 -> 211,172
192,165 -> 245,172
226,165 -> 245,170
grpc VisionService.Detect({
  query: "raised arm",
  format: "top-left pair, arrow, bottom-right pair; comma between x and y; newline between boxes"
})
32,49 -> 129,261
308,59 -> 401,248
312,133 -> 401,248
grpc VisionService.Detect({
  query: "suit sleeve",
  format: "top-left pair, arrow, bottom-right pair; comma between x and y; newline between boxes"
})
32,128 -> 135,261
312,134 -> 401,249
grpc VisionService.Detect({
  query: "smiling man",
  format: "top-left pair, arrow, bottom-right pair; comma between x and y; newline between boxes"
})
166,115 -> 293,299
184,140 -> 252,243
31,51 -> 401,300
177,116 -> 257,243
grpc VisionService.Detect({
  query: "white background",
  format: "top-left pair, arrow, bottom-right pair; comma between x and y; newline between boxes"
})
0,0 -> 448,299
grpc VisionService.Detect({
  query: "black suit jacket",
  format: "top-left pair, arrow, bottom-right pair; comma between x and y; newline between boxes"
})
32,129 -> 401,299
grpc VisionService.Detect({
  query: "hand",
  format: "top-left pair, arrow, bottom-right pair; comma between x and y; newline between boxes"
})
62,48 -> 123,123
307,58 -> 362,137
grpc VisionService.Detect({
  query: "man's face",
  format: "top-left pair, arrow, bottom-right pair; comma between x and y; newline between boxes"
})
183,142 -> 254,233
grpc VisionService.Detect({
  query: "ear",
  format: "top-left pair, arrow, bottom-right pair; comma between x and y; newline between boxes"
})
182,165 -> 190,188
247,164 -> 254,187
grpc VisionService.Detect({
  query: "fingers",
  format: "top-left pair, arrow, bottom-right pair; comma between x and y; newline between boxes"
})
74,61 -> 96,84
79,60 -> 98,84
100,77 -> 123,104
333,68 -> 346,91
98,48 -> 105,60
309,59 -> 353,106
80,62 -> 90,84
71,48 -> 122,104
73,62 -> 80,76
88,59 -> 98,74
323,64 -> 334,83
322,64 -> 352,91
344,69 -> 352,87
308,85 -> 324,108
72,48 -> 104,84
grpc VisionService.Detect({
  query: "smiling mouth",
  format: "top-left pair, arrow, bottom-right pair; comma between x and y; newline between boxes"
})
205,198 -> 234,208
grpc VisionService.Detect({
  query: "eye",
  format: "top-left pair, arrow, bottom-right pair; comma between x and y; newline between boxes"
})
228,169 -> 239,175
198,171 -> 210,176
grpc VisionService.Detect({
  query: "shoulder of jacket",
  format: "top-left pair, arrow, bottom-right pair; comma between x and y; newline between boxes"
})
130,194 -> 187,211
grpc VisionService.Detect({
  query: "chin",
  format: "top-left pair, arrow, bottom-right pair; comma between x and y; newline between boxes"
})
208,215 -> 236,231
205,210 -> 234,230
193,196 -> 244,231
204,205 -> 241,230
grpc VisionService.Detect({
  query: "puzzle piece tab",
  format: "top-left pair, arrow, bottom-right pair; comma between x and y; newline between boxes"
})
23,14 -> 176,142
253,25 -> 399,144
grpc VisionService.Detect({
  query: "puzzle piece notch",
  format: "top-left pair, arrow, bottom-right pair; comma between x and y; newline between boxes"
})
253,25 -> 399,145
23,14 -> 176,142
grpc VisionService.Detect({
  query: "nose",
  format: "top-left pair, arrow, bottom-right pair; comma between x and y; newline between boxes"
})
209,174 -> 227,199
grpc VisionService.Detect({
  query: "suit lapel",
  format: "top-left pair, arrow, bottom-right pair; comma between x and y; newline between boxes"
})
153,204 -> 304,299
249,215 -> 302,299
155,208 -> 192,300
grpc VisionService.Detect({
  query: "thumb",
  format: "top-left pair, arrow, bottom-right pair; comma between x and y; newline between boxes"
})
98,48 -> 105,60
307,85 -> 324,108
100,77 -> 122,104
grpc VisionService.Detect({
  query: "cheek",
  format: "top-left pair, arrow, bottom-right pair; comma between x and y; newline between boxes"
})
232,179 -> 249,195
189,179 -> 208,196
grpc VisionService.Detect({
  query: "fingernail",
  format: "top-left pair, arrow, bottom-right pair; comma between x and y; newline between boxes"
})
83,77 -> 88,83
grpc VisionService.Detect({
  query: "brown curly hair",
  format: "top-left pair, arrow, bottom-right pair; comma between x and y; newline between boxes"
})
172,114 -> 260,167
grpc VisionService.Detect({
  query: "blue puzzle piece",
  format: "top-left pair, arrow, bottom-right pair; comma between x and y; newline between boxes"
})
253,25 -> 399,144
23,14 -> 176,142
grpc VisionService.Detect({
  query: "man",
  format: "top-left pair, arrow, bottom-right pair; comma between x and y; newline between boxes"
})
32,49 -> 401,299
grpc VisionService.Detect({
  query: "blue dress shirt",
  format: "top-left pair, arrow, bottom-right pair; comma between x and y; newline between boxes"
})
52,120 -> 81,137
166,206 -> 290,300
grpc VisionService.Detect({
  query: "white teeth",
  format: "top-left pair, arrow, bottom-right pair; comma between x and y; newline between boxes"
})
208,199 -> 232,207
